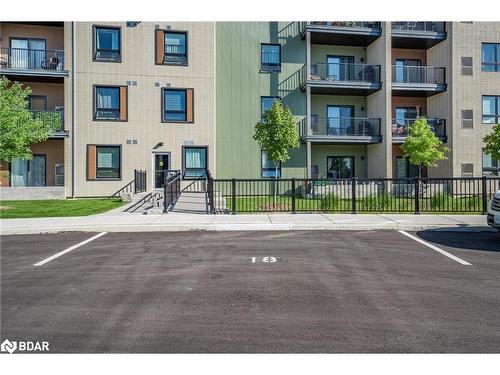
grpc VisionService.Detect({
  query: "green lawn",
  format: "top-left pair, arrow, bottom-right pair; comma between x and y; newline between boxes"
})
0,198 -> 124,219
224,195 -> 483,214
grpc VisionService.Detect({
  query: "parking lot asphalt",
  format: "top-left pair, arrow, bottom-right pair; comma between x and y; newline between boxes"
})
1,230 -> 499,353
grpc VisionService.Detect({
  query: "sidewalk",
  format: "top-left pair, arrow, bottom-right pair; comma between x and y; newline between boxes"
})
0,210 -> 493,235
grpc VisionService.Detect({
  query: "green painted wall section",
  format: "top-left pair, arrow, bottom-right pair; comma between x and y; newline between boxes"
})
311,144 -> 368,178
311,45 -> 366,65
216,22 -> 306,179
311,94 -> 367,118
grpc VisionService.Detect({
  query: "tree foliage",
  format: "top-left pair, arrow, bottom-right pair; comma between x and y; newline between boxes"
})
401,117 -> 450,177
0,76 -> 60,161
483,123 -> 500,162
253,100 -> 300,166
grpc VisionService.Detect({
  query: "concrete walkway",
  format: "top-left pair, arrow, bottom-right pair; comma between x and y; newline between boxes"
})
172,192 -> 208,214
0,211 -> 494,235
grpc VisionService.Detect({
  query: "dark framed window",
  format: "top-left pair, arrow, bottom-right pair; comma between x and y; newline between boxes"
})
482,95 -> 500,124
461,110 -> 473,129
483,152 -> 500,176
28,95 -> 48,111
94,26 -> 121,62
396,156 -> 420,179
327,156 -> 354,179
261,151 -> 281,178
183,146 -> 207,179
482,43 -> 500,72
261,44 -> 281,73
96,146 -> 121,179
94,86 -> 121,120
164,31 -> 187,65
461,56 -> 473,75
9,38 -> 47,70
260,96 -> 280,121
163,89 -> 187,122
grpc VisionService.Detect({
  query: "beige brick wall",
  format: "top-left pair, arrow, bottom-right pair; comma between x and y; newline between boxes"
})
65,22 -> 215,197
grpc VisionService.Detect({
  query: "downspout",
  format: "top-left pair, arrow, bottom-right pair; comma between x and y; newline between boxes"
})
71,21 -> 75,198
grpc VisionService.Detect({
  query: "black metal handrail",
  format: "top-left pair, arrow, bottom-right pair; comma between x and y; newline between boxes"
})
308,62 -> 381,83
0,47 -> 64,71
134,169 -> 147,194
163,169 -> 182,213
299,116 -> 382,138
392,22 -> 445,33
392,65 -> 446,84
392,118 -> 446,138
299,21 -> 381,33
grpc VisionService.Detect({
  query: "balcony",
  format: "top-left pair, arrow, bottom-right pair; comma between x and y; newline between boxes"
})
391,22 -> 447,49
299,21 -> 382,47
31,110 -> 67,138
299,116 -> 382,144
0,47 -> 67,80
392,65 -> 446,97
392,118 -> 447,143
300,62 -> 382,95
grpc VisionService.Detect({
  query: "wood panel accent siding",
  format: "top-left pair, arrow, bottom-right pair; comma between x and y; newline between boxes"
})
119,86 -> 127,121
155,30 -> 164,65
186,88 -> 194,122
87,145 -> 97,180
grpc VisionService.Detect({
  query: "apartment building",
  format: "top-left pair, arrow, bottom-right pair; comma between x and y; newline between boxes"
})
1,21 -> 499,198
216,21 -> 500,180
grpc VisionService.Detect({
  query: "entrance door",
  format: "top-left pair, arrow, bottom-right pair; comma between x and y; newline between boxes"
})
153,153 -> 170,189
327,105 -> 354,135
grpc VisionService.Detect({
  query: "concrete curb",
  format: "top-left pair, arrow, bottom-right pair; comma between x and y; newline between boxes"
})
0,223 -> 495,235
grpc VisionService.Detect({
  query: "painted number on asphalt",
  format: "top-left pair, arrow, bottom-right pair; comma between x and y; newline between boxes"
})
251,256 -> 277,263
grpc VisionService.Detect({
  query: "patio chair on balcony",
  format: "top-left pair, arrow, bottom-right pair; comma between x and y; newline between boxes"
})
41,56 -> 60,70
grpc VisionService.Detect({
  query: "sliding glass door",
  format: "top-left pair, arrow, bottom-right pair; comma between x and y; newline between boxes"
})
327,105 -> 354,135
327,55 -> 354,81
10,155 -> 46,187
10,38 -> 46,69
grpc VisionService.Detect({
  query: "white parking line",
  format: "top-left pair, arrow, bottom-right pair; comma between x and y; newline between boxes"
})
398,230 -> 471,266
33,232 -> 107,267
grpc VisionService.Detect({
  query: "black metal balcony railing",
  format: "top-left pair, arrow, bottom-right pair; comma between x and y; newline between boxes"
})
31,110 -> 64,132
0,47 -> 64,72
308,62 -> 381,83
392,65 -> 445,85
301,21 -> 381,30
299,117 -> 381,138
391,22 -> 445,33
392,118 -> 446,138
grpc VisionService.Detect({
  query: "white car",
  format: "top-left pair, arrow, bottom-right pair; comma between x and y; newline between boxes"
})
487,191 -> 500,231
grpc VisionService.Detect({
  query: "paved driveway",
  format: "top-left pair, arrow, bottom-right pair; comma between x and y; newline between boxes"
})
1,230 -> 499,353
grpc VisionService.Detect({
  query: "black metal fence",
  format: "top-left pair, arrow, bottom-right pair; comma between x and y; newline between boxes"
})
163,170 -> 182,213
1,47 -> 64,71
207,177 -> 500,215
134,169 -> 147,194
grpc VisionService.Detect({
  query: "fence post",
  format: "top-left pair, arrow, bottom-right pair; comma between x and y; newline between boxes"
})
414,177 -> 420,215
163,169 -> 167,213
231,178 -> 236,215
481,176 -> 488,214
291,178 -> 296,214
351,177 -> 357,214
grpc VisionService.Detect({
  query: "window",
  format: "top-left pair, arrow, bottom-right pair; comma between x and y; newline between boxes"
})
183,147 -> 207,179
94,26 -> 121,62
261,44 -> 281,73
10,38 -> 46,69
163,88 -> 194,122
461,57 -> 473,75
483,152 -> 500,176
96,146 -> 121,179
461,110 -> 473,129
327,156 -> 354,179
482,43 -> 500,72
28,95 -> 47,111
9,155 -> 46,187
164,32 -> 187,65
482,95 -> 500,124
396,157 -> 420,179
261,96 -> 279,119
94,86 -> 125,120
261,151 -> 281,178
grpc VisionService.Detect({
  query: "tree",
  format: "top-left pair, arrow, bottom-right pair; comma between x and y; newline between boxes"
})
401,117 -> 450,178
0,76 -> 60,162
483,124 -> 500,163
253,100 -> 300,207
